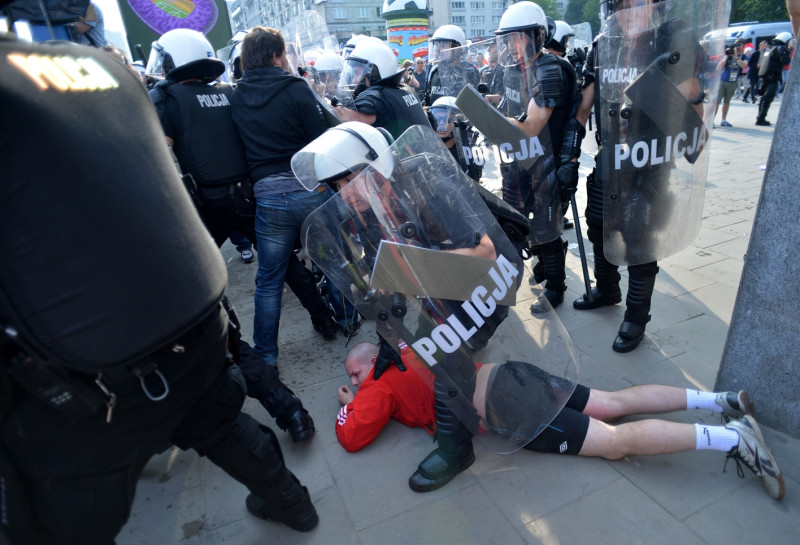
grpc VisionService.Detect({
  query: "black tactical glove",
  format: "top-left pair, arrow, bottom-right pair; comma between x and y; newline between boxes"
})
373,336 -> 406,380
557,160 -> 580,203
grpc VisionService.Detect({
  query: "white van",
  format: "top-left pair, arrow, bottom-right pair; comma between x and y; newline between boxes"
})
725,21 -> 793,47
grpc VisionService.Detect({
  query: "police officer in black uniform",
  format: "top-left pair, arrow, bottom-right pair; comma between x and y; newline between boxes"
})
334,36 -> 429,140
571,0 -> 707,352
0,32 -> 317,544
755,32 -> 792,126
425,25 -> 480,107
146,28 -> 321,442
493,2 -> 581,313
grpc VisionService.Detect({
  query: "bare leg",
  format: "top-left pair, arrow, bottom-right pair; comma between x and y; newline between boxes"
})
579,418 -> 696,459
583,386 -> 687,422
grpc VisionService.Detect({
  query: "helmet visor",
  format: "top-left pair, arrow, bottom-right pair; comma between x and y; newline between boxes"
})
339,57 -> 371,89
145,42 -> 168,79
496,32 -> 534,67
430,40 -> 457,62
430,107 -> 457,135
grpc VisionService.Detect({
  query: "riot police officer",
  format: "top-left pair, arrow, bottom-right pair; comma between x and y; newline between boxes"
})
755,32 -> 792,126
0,34 -> 317,544
146,29 -> 318,442
333,37 -> 429,139
428,96 -> 483,182
572,0 -> 709,352
493,2 -> 581,313
425,24 -> 480,106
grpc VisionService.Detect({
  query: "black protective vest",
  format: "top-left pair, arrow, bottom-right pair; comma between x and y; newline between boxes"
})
374,86 -> 430,140
163,81 -> 250,186
0,38 -> 227,371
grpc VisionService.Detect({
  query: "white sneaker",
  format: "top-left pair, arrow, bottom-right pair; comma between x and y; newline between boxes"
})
724,415 -> 785,500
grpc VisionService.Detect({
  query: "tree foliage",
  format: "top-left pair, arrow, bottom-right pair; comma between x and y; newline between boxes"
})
730,0 -> 789,24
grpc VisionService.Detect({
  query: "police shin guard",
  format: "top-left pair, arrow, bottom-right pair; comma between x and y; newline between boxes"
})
203,415 -> 318,531
409,392 -> 475,493
613,263 -> 658,353
237,341 -> 315,442
573,243 -> 622,310
531,238 -> 567,314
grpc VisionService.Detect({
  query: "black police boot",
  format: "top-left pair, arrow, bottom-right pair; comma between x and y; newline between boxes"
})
277,408 -> 316,443
573,245 -> 622,310
612,265 -> 657,353
246,471 -> 319,531
312,315 -> 338,341
531,238 -> 567,314
528,259 -> 545,285
409,397 -> 475,493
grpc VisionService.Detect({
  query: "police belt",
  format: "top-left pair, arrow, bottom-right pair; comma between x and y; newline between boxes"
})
4,302 -> 224,423
198,179 -> 252,201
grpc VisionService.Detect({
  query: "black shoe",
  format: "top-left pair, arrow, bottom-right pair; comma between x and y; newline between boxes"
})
341,313 -> 363,338
245,481 -> 318,532
312,316 -> 338,341
408,443 -> 475,493
284,409 -> 315,443
530,287 -> 565,314
612,318 -> 648,353
563,217 -> 574,230
755,119 -> 771,126
573,285 -> 622,310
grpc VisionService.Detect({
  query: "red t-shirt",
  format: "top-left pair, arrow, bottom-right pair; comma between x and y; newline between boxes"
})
335,347 -> 436,452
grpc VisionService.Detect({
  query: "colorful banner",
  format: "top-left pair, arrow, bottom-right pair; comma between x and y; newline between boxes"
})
119,0 -> 232,61
385,17 -> 428,62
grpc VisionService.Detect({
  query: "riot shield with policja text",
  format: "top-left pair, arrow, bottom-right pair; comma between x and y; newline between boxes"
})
459,32 -> 562,245
298,125 -> 580,454
596,1 -> 727,265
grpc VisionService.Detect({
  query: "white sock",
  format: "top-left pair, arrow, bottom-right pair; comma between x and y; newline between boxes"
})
686,389 -> 722,413
695,424 -> 739,452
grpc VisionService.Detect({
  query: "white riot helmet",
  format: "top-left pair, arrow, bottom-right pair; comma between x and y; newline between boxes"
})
773,32 -> 792,45
429,96 -> 464,137
343,34 -> 367,58
291,122 -> 395,190
495,2 -> 548,63
430,24 -> 467,62
146,28 -> 224,82
546,20 -> 574,54
340,37 -> 402,90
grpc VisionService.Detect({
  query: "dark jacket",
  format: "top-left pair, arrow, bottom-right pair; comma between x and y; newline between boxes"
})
231,66 -> 329,180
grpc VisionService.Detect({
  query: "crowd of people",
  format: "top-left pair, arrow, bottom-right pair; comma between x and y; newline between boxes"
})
1,0 -> 794,543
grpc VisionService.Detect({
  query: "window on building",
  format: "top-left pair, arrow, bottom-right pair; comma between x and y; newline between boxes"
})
451,1 -> 465,9
451,15 -> 465,24
492,1 -> 504,9
470,2 -> 484,8
471,15 -> 484,23
333,8 -> 346,19
357,7 -> 369,18
556,2 -> 564,10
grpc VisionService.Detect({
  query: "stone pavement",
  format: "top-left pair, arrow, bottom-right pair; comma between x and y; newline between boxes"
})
117,95 -> 799,545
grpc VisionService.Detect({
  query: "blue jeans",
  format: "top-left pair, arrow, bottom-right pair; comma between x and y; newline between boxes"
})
253,187 -> 331,365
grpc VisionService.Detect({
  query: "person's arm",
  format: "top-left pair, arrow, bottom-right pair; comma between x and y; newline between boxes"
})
511,97 -> 553,138
447,233 -> 496,259
335,380 -> 395,452
296,81 -> 332,139
333,105 -> 377,125
575,81 -> 593,127
789,0 -> 800,38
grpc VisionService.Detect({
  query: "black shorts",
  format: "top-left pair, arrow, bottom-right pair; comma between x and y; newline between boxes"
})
522,384 -> 590,455
485,360 -> 588,454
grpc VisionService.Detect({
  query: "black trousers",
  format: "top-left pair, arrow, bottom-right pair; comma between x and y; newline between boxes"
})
1,307 -> 291,545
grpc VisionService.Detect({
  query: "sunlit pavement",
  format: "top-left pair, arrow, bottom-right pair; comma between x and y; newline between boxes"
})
118,95 -> 799,545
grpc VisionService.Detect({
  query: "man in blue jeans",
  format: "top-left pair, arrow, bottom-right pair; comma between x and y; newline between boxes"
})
231,26 -> 334,367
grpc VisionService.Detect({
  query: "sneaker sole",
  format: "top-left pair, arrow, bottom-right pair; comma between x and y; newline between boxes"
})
744,415 -> 785,501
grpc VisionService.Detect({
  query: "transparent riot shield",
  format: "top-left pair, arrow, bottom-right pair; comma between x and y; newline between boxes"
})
571,22 -> 593,52
281,11 -> 342,126
596,1 -> 728,265
298,125 -> 580,454
458,32 -> 561,245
